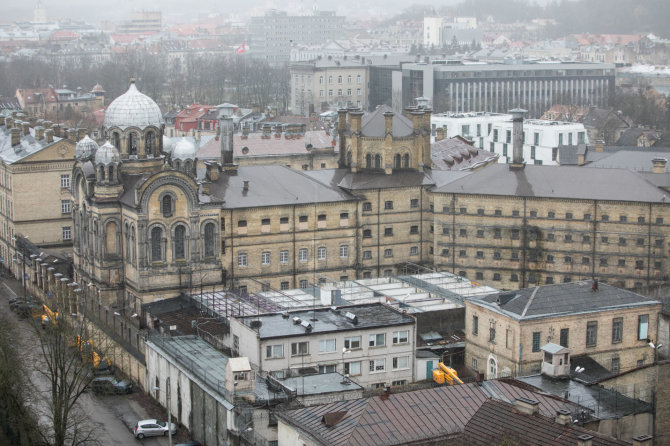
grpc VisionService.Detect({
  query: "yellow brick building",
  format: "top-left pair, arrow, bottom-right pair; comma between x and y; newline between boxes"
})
465,281 -> 663,378
0,113 -> 76,275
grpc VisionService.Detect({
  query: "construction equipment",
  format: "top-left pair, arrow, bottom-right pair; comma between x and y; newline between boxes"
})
41,304 -> 59,328
432,362 -> 463,385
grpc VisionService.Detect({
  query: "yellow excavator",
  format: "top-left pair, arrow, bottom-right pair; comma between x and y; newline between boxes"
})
432,362 -> 464,385
41,304 -> 59,328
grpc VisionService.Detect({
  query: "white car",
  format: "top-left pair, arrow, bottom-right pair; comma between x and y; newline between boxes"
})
134,419 -> 177,439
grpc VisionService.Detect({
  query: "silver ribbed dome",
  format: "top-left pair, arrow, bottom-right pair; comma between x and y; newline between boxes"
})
172,137 -> 197,161
103,81 -> 163,130
95,141 -> 121,165
75,135 -> 99,160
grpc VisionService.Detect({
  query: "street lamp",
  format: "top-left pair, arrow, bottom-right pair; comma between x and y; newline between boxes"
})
153,377 -> 172,446
648,341 -> 662,364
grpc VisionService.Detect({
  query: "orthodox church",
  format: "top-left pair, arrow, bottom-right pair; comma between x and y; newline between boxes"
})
71,81 -> 435,313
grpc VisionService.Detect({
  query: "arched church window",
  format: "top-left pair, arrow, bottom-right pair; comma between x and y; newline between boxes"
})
112,132 -> 120,150
105,221 -> 118,255
162,195 -> 172,217
174,225 -> 186,260
108,166 -> 114,182
374,154 -> 381,169
151,227 -> 162,262
365,154 -> 372,169
403,153 -> 410,168
128,132 -> 138,155
394,154 -> 401,169
146,132 -> 154,154
204,223 -> 215,257
346,151 -> 352,167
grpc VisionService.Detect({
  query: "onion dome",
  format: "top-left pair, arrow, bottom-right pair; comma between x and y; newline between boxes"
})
75,135 -> 99,160
172,137 -> 197,161
103,80 -> 163,130
91,83 -> 105,93
95,141 -> 121,165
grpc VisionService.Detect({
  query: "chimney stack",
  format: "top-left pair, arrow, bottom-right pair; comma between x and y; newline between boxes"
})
45,129 -> 54,143
349,110 -> 363,134
22,121 -> 30,136
243,180 -> 249,192
652,158 -> 667,174
509,108 -> 527,169
43,120 -> 52,129
67,128 -> 76,141
632,434 -> 653,446
205,161 -> 220,182
435,126 -> 446,142
422,108 -> 432,133
594,140 -> 604,152
76,128 -> 88,142
555,409 -> 572,426
576,434 -> 593,446
383,111 -> 394,136
10,128 -> 21,146
35,126 -> 45,140
513,398 -> 539,416
220,117 -> 234,165
0,116 -> 5,127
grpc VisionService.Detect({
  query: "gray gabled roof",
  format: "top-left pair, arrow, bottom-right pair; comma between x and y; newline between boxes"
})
360,105 -> 413,138
432,163 -> 670,203
471,281 -> 661,321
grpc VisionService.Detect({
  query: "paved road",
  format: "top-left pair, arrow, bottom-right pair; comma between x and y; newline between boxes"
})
1,279 -> 171,446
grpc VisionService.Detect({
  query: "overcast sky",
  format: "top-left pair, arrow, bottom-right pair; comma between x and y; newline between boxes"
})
3,0 -> 472,24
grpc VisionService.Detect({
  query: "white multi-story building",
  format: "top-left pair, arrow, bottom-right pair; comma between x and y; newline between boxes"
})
431,112 -> 588,165
423,17 -> 444,47
486,119 -> 588,165
229,303 -> 416,389
431,112 -> 511,147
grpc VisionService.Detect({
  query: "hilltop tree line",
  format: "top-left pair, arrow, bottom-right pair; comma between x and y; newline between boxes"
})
0,52 -> 290,114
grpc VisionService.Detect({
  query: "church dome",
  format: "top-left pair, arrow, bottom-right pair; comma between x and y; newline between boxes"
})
75,135 -> 99,160
95,141 -> 121,165
103,80 -> 163,130
172,137 -> 197,161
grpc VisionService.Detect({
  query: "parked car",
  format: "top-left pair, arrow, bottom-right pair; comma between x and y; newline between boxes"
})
134,419 -> 177,439
89,376 -> 132,395
175,442 -> 202,446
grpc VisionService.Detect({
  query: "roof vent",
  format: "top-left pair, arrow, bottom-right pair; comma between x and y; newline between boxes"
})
281,311 -> 290,319
344,312 -> 358,324
301,320 -> 312,331
321,411 -> 347,427
250,320 -> 262,329
330,306 -> 339,314
292,316 -> 302,325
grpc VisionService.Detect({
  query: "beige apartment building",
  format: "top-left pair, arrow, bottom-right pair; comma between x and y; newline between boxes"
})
465,281 -> 662,378
0,113 -> 76,274
290,60 -> 369,116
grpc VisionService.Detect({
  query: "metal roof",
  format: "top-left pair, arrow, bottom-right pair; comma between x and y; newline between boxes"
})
471,281 -> 661,321
432,163 -> 670,203
104,82 -> 164,130
0,124 -> 67,164
360,105 -> 413,138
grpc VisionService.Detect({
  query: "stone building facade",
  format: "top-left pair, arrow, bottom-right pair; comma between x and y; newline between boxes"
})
0,113 -> 76,275
464,282 -> 662,378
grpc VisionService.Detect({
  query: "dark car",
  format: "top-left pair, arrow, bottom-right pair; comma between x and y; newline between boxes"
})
175,442 -> 202,446
89,376 -> 133,394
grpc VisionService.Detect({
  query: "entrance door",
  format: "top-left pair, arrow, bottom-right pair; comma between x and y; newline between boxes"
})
426,360 -> 434,380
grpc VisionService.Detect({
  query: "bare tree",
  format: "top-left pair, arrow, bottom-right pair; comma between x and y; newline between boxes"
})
34,307 -> 104,446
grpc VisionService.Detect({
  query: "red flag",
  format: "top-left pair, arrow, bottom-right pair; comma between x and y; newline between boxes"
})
236,43 -> 246,54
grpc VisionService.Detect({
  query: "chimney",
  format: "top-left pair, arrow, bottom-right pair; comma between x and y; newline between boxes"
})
45,129 -> 54,143
0,116 -> 5,127
513,397 -> 539,416
349,110 -> 364,134
28,116 -> 37,126
76,128 -> 87,142
43,120 -> 52,129
509,108 -> 527,169
652,158 -> 667,174
6,117 -> 13,128
594,140 -> 604,152
555,409 -> 572,426
196,130 -> 201,142
243,180 -> 249,192
410,111 -> 424,133
35,126 -> 45,140
383,111 -> 394,136
338,108 -> 347,132
241,126 -> 248,139
576,434 -> 593,446
22,121 -> 30,136
205,161 -> 220,182
67,128 -> 76,141
52,124 -> 61,137
10,128 -> 21,146
435,126 -> 446,141
220,117 -> 234,165
422,108 -> 432,133
632,434 -> 653,446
